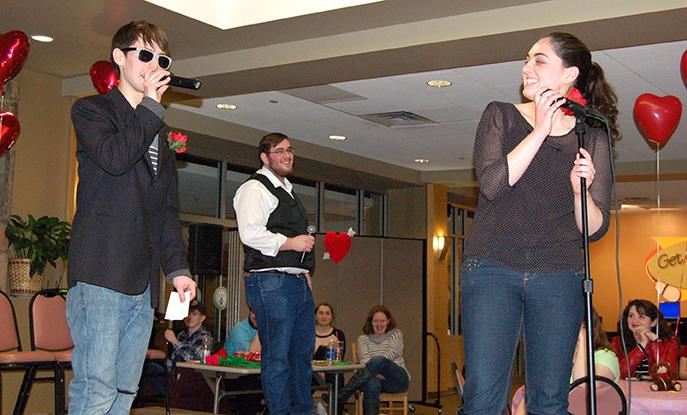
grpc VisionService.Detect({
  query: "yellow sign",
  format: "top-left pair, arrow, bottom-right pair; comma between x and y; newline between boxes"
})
644,237 -> 687,302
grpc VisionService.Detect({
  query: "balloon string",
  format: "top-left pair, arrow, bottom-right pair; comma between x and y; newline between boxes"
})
655,142 -> 661,363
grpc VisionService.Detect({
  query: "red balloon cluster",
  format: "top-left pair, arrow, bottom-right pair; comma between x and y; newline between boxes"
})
89,60 -> 119,95
0,30 -> 30,157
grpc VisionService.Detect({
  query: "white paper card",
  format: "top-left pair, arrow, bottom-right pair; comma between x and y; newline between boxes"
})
164,291 -> 191,320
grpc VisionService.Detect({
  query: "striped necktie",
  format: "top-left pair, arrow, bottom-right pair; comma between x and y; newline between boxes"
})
149,135 -> 159,175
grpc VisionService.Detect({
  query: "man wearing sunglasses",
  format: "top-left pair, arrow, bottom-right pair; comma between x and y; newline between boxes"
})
68,20 -> 196,415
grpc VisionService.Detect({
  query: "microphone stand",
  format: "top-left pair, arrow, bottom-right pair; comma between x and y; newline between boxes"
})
574,115 -> 597,415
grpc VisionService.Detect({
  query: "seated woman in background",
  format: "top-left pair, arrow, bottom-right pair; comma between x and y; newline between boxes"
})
313,302 -> 347,360
612,299 -> 679,379
313,303 -> 347,388
514,307 -> 619,415
335,305 -> 409,415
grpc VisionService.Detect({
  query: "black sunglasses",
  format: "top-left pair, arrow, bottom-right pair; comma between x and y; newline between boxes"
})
120,47 -> 172,70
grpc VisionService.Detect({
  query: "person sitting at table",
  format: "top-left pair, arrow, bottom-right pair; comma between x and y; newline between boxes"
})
166,302 -> 214,362
679,345 -> 687,380
612,299 -> 679,380
313,303 -> 347,388
335,305 -> 409,415
513,307 -> 619,415
140,302 -> 212,397
223,307 -> 263,415
224,306 -> 261,355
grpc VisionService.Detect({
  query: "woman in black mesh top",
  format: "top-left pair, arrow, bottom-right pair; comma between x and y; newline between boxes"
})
461,32 -> 619,415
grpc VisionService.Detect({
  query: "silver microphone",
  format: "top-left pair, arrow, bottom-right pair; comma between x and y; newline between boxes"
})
300,225 -> 316,262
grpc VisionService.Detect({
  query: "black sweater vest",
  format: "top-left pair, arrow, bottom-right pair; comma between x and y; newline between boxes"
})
243,173 -> 315,272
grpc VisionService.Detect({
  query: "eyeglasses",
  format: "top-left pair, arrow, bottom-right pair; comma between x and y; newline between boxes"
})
268,147 -> 295,155
120,47 -> 172,70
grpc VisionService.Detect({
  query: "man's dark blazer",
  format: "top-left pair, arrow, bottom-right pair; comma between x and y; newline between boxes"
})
68,87 -> 189,306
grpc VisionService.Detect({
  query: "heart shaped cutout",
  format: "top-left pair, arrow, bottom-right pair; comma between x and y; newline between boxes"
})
324,232 -> 352,264
633,93 -> 682,145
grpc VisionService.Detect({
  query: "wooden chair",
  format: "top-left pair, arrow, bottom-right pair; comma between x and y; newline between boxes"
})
14,289 -> 73,415
0,289 -> 57,414
350,342 -> 409,415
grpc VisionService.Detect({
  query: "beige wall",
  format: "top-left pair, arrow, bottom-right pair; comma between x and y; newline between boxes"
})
3,68 -> 74,415
590,211 -> 687,333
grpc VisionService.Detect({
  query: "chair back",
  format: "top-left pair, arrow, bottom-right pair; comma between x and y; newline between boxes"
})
0,289 -> 22,351
351,341 -> 359,363
568,375 -> 627,415
450,361 -> 465,400
30,290 -> 74,351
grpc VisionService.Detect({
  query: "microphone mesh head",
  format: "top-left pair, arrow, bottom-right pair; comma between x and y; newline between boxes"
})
307,225 -> 317,234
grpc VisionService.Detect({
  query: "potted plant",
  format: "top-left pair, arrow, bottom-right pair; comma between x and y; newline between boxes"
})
5,214 -> 71,296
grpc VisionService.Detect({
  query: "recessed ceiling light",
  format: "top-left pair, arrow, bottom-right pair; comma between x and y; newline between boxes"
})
216,103 -> 237,110
31,35 -> 53,43
414,158 -> 430,164
426,80 -> 452,88
329,135 -> 346,141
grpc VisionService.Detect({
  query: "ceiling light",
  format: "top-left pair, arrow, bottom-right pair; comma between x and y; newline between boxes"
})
426,80 -> 452,88
329,135 -> 346,141
216,103 -> 237,110
31,35 -> 53,43
414,158 -> 430,164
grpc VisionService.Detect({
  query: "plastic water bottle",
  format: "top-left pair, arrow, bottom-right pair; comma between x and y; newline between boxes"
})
326,339 -> 337,365
201,336 -> 210,364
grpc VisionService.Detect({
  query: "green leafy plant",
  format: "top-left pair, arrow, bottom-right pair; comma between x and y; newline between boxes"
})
5,214 -> 71,277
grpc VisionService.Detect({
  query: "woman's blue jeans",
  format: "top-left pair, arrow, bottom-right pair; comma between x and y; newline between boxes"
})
361,356 -> 410,414
460,260 -> 584,415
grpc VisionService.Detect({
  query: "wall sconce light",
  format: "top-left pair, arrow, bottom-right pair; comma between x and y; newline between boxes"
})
433,235 -> 449,260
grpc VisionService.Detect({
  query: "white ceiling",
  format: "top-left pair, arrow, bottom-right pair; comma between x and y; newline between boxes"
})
4,0 -> 687,207
172,40 -> 687,172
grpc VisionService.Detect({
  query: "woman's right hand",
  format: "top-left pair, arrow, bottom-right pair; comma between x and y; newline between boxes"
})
533,87 -> 565,137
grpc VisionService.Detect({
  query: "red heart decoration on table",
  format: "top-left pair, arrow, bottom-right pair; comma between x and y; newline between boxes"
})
324,232 -> 352,264
0,112 -> 20,157
681,50 -> 687,87
89,60 -> 119,95
0,31 -> 30,94
633,93 -> 682,145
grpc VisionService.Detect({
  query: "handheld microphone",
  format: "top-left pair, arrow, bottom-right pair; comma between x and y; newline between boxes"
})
163,75 -> 202,90
561,99 -> 605,121
300,225 -> 316,262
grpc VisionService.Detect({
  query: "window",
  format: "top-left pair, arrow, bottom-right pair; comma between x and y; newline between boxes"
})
362,191 -> 384,236
176,155 -> 220,217
292,180 -> 318,228
225,168 -> 252,221
323,185 -> 357,233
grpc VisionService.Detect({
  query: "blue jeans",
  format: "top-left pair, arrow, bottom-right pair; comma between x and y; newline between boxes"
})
66,282 -> 154,415
245,272 -> 315,415
362,357 -> 410,414
460,260 -> 583,415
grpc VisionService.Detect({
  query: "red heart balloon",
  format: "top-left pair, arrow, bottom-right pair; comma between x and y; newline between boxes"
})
0,31 -> 30,94
633,93 -> 682,145
324,232 -> 352,264
0,112 -> 21,157
89,60 -> 119,95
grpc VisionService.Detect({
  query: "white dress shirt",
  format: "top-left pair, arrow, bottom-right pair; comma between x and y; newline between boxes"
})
233,167 -> 309,274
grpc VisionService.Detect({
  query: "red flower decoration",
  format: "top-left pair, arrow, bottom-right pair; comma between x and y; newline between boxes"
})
167,131 -> 187,153
217,347 -> 228,359
561,87 -> 587,116
205,354 -> 220,366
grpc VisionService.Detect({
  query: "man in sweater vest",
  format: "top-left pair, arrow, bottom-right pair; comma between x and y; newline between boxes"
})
233,132 -> 316,415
